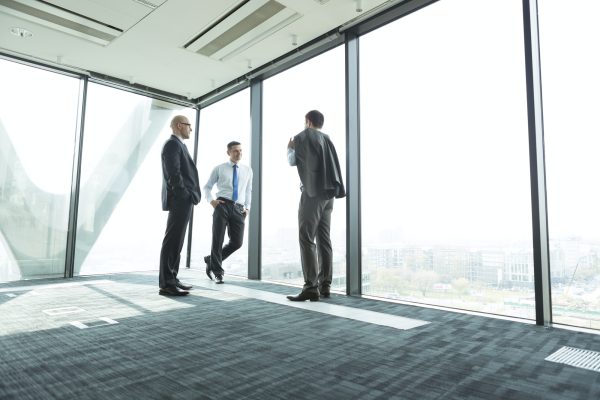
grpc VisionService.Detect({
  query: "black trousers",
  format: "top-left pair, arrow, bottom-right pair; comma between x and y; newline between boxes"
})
159,196 -> 193,288
208,199 -> 246,275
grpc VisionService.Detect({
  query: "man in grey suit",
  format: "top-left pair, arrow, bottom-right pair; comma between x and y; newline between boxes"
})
286,110 -> 345,301
159,115 -> 201,296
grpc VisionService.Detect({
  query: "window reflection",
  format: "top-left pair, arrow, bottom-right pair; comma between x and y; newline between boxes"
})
77,83 -> 196,275
0,59 -> 80,282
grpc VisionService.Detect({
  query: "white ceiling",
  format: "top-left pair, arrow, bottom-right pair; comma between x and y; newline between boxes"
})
0,0 -> 397,100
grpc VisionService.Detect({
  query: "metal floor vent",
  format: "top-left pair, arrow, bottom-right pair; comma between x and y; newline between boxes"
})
545,346 -> 600,372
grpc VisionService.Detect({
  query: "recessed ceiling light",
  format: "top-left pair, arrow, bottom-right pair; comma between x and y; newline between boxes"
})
10,27 -> 32,38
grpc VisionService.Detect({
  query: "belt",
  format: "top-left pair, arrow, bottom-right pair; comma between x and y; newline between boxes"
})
217,197 -> 245,215
217,197 -> 242,207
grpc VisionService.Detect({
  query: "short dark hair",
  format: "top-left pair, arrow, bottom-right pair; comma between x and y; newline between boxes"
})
227,141 -> 241,150
305,110 -> 324,129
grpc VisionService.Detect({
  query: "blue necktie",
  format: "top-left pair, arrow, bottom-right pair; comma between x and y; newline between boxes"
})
232,164 -> 238,202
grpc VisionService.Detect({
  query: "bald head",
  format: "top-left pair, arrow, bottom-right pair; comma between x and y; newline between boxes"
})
170,115 -> 192,140
171,115 -> 188,129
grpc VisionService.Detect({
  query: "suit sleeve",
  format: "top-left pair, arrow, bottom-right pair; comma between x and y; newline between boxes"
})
162,140 -> 188,198
325,135 -> 346,199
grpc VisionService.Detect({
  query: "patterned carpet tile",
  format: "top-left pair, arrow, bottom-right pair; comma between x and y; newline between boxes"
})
0,271 -> 600,399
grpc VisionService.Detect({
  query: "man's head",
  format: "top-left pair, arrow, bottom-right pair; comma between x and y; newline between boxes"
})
170,115 -> 192,140
227,141 -> 242,164
305,110 -> 324,130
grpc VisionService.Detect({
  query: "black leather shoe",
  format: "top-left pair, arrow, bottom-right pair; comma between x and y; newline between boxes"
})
319,287 -> 330,298
204,255 -> 213,280
287,290 -> 319,302
215,274 -> 224,284
176,282 -> 192,290
159,286 -> 189,296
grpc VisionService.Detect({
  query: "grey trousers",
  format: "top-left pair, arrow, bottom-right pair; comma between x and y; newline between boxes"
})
298,191 -> 334,291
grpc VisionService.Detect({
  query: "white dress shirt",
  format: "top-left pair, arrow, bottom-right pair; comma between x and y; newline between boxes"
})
203,161 -> 253,209
287,148 -> 296,166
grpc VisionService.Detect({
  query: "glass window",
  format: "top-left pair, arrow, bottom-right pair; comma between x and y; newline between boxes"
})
0,59 -> 80,282
360,0 -> 533,318
190,89 -> 251,278
262,47 -> 346,290
539,1 -> 600,329
76,83 -> 196,275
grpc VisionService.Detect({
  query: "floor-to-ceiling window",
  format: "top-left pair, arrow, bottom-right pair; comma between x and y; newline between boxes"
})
0,58 -> 80,282
539,1 -> 600,329
76,83 -> 196,275
360,0 -> 534,318
262,47 -> 346,290
191,89 -> 250,278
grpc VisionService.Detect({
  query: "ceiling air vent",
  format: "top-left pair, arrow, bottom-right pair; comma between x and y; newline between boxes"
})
185,0 -> 301,61
0,0 -> 122,45
131,0 -> 159,9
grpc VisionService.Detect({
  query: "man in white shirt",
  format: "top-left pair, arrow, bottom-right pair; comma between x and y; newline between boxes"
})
203,141 -> 253,283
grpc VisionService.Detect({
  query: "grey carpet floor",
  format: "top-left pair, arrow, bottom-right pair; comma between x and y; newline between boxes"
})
1,270 -> 599,400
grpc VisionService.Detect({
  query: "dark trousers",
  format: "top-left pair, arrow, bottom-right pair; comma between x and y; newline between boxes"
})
159,197 -> 193,288
298,191 -> 334,292
208,199 -> 246,275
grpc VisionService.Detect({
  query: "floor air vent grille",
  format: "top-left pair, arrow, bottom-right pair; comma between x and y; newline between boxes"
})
545,346 -> 600,372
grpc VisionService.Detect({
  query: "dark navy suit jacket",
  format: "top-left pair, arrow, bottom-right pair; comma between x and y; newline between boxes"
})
161,135 -> 201,211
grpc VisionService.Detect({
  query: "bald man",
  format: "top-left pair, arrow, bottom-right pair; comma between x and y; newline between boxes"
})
159,115 -> 201,296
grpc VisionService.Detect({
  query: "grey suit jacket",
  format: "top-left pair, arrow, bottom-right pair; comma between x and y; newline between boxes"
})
161,135 -> 201,211
293,128 -> 345,199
